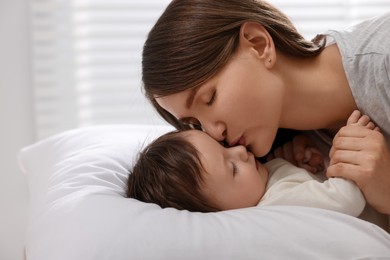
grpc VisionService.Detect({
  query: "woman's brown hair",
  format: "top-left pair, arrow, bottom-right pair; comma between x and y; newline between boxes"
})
142,0 -> 326,128
127,130 -> 219,212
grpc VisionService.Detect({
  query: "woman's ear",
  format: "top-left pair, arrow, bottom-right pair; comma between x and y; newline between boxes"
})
239,22 -> 276,68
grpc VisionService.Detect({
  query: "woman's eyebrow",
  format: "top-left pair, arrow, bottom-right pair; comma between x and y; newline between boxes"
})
186,87 -> 200,109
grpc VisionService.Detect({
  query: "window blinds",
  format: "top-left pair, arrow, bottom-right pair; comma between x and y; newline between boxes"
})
30,0 -> 390,140
31,0 -> 171,140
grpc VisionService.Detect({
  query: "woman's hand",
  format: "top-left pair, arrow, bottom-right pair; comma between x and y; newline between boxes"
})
326,110 -> 390,214
267,134 -> 324,174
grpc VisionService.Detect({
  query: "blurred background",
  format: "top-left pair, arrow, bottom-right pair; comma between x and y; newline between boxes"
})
1,0 -> 389,259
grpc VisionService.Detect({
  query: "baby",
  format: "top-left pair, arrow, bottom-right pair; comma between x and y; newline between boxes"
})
127,111 -> 378,218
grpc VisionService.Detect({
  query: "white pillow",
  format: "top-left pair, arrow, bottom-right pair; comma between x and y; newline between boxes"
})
19,124 -> 390,260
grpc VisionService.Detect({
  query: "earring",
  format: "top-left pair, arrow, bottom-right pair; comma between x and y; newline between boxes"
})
268,58 -> 272,63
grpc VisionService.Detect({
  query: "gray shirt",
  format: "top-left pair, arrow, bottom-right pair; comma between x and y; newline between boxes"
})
327,12 -> 390,143
307,14 -> 390,230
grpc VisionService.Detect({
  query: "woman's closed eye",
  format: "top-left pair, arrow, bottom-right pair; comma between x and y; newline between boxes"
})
207,90 -> 216,106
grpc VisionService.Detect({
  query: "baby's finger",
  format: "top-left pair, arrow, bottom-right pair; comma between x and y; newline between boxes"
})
365,121 -> 376,130
282,142 -> 295,164
347,110 -> 361,125
297,162 -> 318,174
292,135 -> 313,162
356,114 -> 371,126
307,152 -> 324,170
273,147 -> 284,159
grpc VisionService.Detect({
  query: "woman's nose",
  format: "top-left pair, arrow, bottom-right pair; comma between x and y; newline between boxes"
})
201,120 -> 226,142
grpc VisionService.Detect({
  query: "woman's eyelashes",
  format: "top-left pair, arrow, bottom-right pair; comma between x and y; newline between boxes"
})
206,90 -> 216,106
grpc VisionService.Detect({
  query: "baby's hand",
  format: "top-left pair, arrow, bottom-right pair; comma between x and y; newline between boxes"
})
267,135 -> 324,174
347,110 -> 379,130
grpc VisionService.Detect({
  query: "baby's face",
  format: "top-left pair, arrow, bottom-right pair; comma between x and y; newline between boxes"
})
182,130 -> 268,210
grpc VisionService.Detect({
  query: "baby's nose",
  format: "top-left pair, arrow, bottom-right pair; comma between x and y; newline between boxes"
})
231,145 -> 249,161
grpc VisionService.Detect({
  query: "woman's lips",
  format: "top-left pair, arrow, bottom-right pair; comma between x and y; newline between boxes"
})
238,136 -> 246,146
230,135 -> 246,147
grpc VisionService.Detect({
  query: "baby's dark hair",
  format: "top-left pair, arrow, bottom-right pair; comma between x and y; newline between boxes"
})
127,130 -> 219,212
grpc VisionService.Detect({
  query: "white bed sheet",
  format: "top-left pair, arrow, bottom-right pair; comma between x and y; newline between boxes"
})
18,124 -> 390,259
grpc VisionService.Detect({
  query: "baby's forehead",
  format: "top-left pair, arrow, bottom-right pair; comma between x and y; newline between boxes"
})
182,130 -> 228,146
178,130 -> 209,155
179,130 -> 227,150
178,129 -> 206,139
176,130 -> 213,175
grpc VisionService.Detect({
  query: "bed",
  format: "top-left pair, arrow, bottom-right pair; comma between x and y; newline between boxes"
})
18,124 -> 390,259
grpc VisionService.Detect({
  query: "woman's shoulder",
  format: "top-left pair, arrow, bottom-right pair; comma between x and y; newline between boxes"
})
326,12 -> 390,55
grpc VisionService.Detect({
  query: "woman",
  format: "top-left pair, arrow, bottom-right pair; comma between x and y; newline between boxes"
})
141,0 -> 390,214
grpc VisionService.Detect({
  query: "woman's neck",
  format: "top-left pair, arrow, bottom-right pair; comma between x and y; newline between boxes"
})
277,44 -> 357,133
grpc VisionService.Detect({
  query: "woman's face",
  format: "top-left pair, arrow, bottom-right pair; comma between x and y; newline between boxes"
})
183,130 -> 268,210
156,47 -> 284,157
